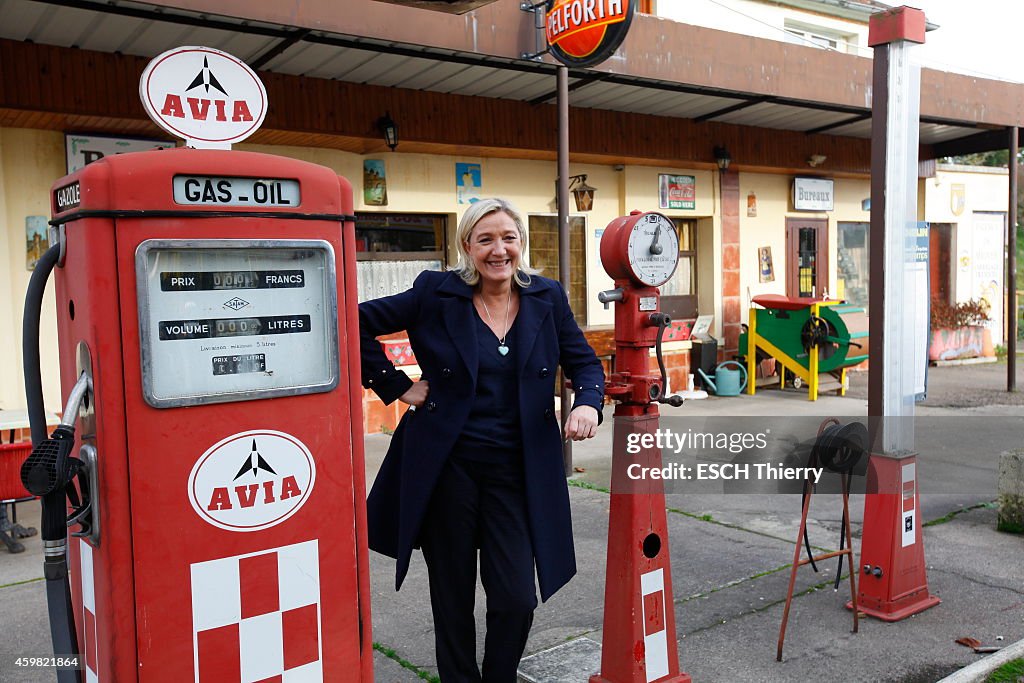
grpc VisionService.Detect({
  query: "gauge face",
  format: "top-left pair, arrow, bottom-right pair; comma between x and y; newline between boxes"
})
626,213 -> 679,286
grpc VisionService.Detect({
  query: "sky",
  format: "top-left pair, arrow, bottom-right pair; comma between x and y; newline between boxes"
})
909,0 -> 1023,83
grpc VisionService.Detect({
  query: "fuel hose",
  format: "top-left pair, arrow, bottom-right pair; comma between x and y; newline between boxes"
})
803,421 -> 867,590
23,243 -> 82,683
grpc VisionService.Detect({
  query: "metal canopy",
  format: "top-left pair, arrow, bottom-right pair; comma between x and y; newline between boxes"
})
0,0 -> 998,151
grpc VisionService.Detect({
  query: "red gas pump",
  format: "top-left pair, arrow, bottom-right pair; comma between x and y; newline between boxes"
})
34,146 -> 374,682
20,46 -> 373,683
590,211 -> 704,683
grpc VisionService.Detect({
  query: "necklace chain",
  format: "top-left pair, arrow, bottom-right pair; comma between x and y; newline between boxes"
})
479,288 -> 512,345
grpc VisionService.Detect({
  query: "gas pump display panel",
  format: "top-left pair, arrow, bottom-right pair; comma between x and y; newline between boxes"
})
136,239 -> 339,407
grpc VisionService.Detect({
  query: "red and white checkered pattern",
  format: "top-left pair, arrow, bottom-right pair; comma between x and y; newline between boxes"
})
80,539 -> 100,683
190,540 -> 322,683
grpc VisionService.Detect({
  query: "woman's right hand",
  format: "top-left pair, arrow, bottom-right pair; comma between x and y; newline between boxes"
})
399,380 -> 429,408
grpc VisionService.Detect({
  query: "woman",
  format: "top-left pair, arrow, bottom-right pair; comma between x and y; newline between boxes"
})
359,198 -> 604,681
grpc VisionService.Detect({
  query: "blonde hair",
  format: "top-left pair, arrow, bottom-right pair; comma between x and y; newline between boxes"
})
452,198 -> 540,288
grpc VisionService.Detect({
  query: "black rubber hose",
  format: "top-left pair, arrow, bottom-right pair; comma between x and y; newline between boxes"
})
22,243 -> 82,683
24,244 -> 60,447
801,486 -> 819,573
44,573 -> 80,683
833,473 -> 850,591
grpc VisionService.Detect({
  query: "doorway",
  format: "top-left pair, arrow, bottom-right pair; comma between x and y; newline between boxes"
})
929,223 -> 953,304
786,217 -> 829,298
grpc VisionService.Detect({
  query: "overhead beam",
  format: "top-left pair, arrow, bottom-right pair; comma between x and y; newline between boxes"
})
929,128 -> 1021,159
694,96 -> 770,122
527,74 -> 607,106
250,29 -> 312,70
33,0 -> 289,37
805,113 -> 871,135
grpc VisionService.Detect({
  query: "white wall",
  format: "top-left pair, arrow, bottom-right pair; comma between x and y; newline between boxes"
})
1,128 -> 64,413
654,0 -> 869,55
925,165 -> 1010,344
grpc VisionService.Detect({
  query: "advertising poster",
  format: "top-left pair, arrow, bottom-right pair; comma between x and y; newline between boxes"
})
658,174 -> 695,210
363,159 -> 388,206
65,133 -> 171,174
456,162 -> 481,204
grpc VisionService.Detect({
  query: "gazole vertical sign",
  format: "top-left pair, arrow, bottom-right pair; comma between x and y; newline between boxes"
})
545,0 -> 636,68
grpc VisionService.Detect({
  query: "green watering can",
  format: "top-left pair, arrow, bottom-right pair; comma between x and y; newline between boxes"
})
697,360 -> 748,397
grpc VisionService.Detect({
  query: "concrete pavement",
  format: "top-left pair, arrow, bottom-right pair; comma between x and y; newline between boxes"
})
1,362 -> 1022,682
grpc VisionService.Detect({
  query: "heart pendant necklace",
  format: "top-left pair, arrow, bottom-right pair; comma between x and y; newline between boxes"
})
479,288 -> 512,356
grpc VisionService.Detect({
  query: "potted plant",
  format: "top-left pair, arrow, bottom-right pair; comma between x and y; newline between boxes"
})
929,298 -> 994,361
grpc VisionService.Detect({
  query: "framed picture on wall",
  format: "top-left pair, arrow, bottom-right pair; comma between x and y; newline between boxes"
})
758,246 -> 774,283
363,159 -> 388,206
26,216 -> 49,270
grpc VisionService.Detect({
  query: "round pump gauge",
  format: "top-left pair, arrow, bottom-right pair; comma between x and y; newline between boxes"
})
600,211 -> 679,287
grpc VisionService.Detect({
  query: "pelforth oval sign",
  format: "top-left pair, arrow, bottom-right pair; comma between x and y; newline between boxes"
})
545,0 -> 635,68
139,46 -> 268,149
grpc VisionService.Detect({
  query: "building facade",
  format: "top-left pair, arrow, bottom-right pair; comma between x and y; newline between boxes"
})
0,0 -> 1019,432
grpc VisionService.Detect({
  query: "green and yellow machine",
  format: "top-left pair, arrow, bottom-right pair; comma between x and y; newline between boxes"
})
738,295 -> 870,400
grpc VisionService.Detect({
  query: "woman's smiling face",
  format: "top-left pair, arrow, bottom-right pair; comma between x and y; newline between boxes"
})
465,211 -> 522,287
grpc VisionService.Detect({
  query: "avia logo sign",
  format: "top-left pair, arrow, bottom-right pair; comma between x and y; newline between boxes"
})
189,430 -> 315,532
139,46 -> 267,149
545,0 -> 634,68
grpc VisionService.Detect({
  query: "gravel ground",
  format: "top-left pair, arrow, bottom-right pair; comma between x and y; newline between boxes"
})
845,350 -> 1024,408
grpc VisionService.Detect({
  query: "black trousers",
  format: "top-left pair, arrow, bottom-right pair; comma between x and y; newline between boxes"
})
419,453 -> 538,683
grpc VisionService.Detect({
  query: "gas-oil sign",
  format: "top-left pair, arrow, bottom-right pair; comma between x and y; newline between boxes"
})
139,46 -> 268,149
545,0 -> 635,68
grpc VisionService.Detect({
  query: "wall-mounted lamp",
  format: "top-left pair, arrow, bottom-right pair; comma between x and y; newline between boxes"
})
713,146 -> 731,173
569,174 -> 597,211
378,111 -> 398,151
807,154 -> 827,168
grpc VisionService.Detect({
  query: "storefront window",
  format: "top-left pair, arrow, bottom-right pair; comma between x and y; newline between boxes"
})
661,219 -> 697,320
837,222 -> 869,309
355,212 -> 446,301
528,214 -> 587,325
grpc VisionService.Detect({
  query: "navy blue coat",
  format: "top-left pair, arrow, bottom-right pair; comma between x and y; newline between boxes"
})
359,270 -> 605,601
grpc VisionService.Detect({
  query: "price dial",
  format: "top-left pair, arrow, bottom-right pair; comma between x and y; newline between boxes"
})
626,213 -> 679,286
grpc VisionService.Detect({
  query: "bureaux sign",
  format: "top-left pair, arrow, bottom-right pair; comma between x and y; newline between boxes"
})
792,177 -> 834,212
545,0 -> 635,68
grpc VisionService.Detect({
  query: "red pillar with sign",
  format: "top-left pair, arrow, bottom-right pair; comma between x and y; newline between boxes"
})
857,456 -> 939,620
855,7 -> 940,622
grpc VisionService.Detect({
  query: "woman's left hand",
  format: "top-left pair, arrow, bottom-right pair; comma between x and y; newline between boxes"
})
564,405 -> 599,441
